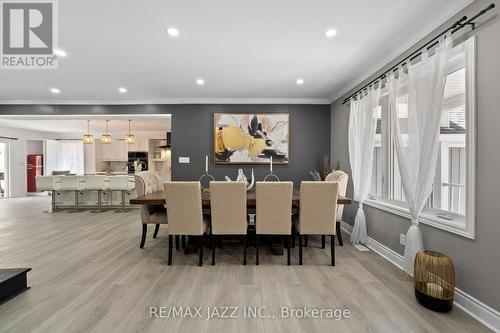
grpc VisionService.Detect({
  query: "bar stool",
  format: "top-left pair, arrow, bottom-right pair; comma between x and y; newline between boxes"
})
108,176 -> 135,212
59,176 -> 84,212
84,175 -> 108,213
35,176 -> 61,212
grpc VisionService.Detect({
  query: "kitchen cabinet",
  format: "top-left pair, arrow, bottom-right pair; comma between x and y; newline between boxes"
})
98,139 -> 127,161
128,139 -> 148,152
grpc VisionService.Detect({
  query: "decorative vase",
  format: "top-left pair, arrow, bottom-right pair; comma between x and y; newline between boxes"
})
414,250 -> 455,312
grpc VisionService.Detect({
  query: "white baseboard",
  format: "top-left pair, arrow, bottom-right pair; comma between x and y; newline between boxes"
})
340,221 -> 500,333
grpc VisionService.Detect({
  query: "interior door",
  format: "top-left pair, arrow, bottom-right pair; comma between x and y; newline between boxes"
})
0,142 -> 8,198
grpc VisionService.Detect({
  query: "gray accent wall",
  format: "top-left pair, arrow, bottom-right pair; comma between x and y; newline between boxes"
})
0,103 -> 330,187
330,0 -> 500,311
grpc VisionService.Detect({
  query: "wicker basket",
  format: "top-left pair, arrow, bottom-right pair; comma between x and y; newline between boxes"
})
414,250 -> 455,312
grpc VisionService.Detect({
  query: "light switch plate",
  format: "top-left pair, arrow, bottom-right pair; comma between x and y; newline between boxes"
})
178,157 -> 190,164
400,233 -> 406,246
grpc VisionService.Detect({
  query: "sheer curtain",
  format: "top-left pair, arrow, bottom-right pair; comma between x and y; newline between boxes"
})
387,34 -> 452,274
348,85 -> 381,244
57,140 -> 84,175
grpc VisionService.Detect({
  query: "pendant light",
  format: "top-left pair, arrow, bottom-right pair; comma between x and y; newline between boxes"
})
83,120 -> 94,144
125,119 -> 135,144
101,120 -> 112,144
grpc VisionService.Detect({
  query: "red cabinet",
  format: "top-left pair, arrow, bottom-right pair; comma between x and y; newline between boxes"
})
27,154 -> 43,193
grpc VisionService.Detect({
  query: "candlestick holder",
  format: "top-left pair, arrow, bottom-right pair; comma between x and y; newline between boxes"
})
263,171 -> 280,182
199,172 -> 215,191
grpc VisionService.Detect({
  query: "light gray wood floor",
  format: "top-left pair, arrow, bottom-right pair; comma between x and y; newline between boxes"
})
0,197 -> 491,333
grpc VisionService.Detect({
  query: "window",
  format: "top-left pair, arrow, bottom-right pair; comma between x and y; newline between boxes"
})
367,37 -> 476,239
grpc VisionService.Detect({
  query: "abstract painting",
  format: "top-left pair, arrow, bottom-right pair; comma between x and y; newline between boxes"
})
214,113 -> 289,164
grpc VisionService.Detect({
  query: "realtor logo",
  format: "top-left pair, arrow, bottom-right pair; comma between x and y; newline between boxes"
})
1,0 -> 58,69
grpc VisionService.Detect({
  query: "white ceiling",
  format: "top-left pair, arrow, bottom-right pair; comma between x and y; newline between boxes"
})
0,0 -> 471,104
0,116 -> 171,134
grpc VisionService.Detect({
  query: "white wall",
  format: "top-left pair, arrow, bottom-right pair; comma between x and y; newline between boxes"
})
0,125 -> 58,197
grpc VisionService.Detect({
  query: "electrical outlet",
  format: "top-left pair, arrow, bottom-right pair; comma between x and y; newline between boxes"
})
400,233 -> 406,246
178,157 -> 190,164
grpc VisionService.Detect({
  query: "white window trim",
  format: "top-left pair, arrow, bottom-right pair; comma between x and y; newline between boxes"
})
366,37 -> 476,240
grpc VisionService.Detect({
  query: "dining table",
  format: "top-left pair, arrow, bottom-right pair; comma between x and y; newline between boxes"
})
130,188 -> 352,255
130,189 -> 352,206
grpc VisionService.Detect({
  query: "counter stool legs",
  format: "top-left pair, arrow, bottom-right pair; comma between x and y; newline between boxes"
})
121,191 -> 126,212
97,190 -> 102,213
51,191 -> 57,213
153,224 -> 160,238
211,232 -> 215,265
140,224 -> 147,248
321,235 -> 325,249
74,191 -> 79,212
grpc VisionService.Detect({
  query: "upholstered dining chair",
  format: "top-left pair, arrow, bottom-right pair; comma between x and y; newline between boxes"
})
255,181 -> 293,265
209,181 -> 248,265
325,170 -> 349,246
293,181 -> 339,266
135,171 -> 167,248
164,181 -> 209,266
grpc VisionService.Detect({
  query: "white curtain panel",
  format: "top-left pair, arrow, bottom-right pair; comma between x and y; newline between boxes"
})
57,140 -> 84,175
348,85 -> 381,244
387,34 -> 452,274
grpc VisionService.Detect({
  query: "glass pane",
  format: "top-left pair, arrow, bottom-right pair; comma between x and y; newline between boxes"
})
371,105 -> 383,196
0,143 -> 6,198
433,67 -> 466,215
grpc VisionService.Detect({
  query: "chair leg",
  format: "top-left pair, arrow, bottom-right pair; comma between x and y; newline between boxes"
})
304,235 -> 308,247
299,233 -> 303,265
198,234 -> 204,267
321,235 -> 325,249
291,225 -> 295,248
256,235 -> 259,265
211,233 -> 215,265
331,235 -> 335,266
336,222 -> 343,246
97,190 -> 102,213
168,235 -> 173,266
140,224 -> 147,248
182,235 -> 186,249
287,235 -> 291,266
153,224 -> 160,238
243,235 -> 247,265
175,235 -> 180,251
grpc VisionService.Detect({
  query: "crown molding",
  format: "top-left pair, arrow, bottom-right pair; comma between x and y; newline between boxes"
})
0,97 -> 331,106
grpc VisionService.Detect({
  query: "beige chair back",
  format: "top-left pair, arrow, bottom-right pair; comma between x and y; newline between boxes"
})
299,181 -> 338,235
164,182 -> 204,235
210,181 -> 247,235
326,170 -> 349,221
256,181 -> 293,235
135,171 -> 164,223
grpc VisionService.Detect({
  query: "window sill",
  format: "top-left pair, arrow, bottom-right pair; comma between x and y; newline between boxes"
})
363,197 -> 475,239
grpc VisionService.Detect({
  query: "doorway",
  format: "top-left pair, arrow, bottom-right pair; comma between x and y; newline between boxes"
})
0,142 -> 8,198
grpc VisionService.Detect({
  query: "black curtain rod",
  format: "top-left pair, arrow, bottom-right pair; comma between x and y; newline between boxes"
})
0,136 -> 18,141
342,3 -> 496,105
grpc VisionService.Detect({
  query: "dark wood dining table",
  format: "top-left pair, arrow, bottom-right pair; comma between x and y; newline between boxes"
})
130,189 -> 352,206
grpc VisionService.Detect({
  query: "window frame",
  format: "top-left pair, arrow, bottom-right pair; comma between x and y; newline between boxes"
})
366,36 -> 476,239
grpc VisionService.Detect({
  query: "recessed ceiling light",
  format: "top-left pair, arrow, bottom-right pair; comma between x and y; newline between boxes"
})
53,49 -> 67,57
50,88 -> 60,94
325,28 -> 337,38
118,87 -> 128,94
296,78 -> 304,85
196,78 -> 205,85
167,27 -> 179,37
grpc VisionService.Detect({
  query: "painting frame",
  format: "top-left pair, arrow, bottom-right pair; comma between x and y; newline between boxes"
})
213,112 -> 290,165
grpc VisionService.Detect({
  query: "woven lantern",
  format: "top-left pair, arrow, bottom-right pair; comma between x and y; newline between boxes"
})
414,250 -> 455,312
